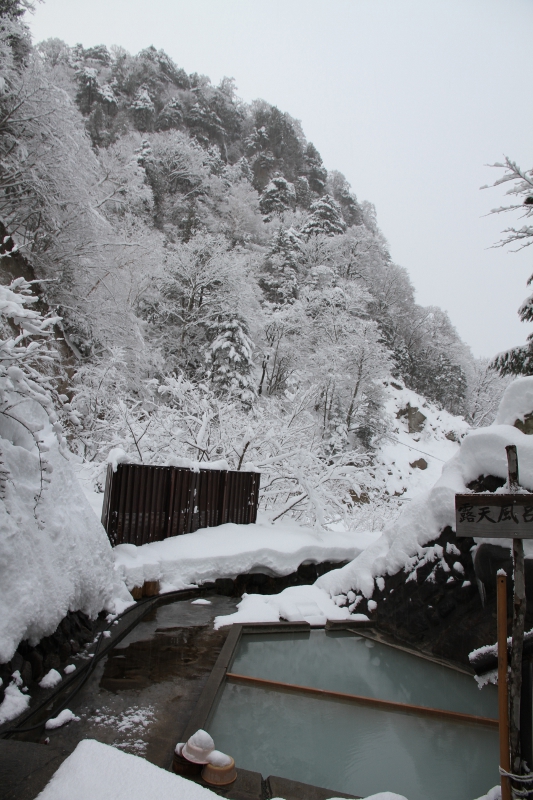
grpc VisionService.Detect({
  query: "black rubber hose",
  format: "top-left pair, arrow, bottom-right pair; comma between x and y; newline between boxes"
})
0,588 -> 202,737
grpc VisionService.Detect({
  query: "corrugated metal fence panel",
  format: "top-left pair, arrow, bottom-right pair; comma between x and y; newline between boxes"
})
248,472 -> 261,524
221,471 -> 261,525
168,469 -> 197,536
101,464 -> 261,546
197,470 -> 223,530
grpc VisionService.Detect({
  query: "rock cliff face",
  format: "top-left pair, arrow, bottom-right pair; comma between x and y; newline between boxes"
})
351,526 -> 484,664
356,531 -> 533,666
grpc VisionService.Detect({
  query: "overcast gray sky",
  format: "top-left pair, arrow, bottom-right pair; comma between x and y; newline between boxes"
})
28,0 -> 533,358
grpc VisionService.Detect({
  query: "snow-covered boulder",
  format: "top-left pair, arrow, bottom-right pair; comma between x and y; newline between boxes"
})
496,375 -> 533,428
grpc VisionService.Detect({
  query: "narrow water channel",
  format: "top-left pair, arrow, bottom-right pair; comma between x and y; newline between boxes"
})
39,595 -> 237,769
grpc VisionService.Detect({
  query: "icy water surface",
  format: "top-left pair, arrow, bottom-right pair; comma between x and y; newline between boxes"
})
207,630 -> 499,800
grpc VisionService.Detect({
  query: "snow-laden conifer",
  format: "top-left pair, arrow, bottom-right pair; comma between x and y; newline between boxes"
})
205,313 -> 255,404
300,194 -> 347,238
259,176 -> 296,221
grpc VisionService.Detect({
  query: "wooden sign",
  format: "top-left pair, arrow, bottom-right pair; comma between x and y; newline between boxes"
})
455,493 -> 533,539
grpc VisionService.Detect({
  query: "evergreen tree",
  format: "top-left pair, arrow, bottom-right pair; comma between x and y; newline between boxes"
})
156,98 -> 183,131
294,176 -> 312,209
303,142 -> 327,194
247,102 -> 306,189
75,66 -> 100,115
328,170 -> 363,227
259,227 -> 301,305
259,176 -> 296,220
409,351 -> 467,416
131,87 -> 156,131
206,313 -> 255,403
0,0 -> 32,19
301,195 -> 347,238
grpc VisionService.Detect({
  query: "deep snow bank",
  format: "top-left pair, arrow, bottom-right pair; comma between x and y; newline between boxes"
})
35,738 -> 411,800
0,401 -> 119,664
317,377 -> 533,599
113,515 -> 376,593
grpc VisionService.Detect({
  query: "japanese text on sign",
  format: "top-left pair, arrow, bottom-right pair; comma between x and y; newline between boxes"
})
455,494 -> 533,539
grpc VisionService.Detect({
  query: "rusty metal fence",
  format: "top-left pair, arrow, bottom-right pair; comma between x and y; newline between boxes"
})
101,464 -> 261,547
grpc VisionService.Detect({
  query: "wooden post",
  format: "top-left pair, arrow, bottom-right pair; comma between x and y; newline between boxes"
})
506,444 -> 527,780
521,657 -> 533,771
498,571 -> 512,800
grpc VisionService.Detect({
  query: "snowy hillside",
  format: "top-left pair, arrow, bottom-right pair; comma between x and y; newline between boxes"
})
317,376 -> 533,600
357,382 -> 469,529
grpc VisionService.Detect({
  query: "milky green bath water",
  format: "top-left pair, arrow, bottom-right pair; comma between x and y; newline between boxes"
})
207,630 -> 499,800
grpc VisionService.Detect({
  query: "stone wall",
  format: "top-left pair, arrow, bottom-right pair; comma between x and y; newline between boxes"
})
0,611 -> 99,706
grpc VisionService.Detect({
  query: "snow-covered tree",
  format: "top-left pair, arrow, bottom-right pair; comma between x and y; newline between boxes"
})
205,313 -> 255,403
257,304 -> 304,396
131,86 -> 155,131
259,176 -> 296,220
486,158 -> 533,375
464,359 -> 510,428
139,232 -> 257,380
0,277 -> 65,502
259,227 -> 301,305
303,142 -> 327,195
327,170 -> 363,227
301,194 -> 347,238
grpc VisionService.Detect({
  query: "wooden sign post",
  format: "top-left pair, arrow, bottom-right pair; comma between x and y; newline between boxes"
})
497,571 -> 511,800
456,445 -> 529,799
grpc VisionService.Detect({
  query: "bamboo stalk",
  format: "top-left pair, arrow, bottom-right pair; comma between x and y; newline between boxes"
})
226,673 -> 498,728
498,572 -> 512,800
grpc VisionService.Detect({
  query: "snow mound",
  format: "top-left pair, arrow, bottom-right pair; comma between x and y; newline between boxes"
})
206,749 -> 232,767
36,739 -> 230,800
214,584 -> 367,628
0,401 -> 118,664
356,795 -> 408,800
106,449 -> 230,475
0,679 -> 30,724
317,377 -> 533,599
113,514 -> 373,592
496,376 -> 533,426
472,790 -> 501,800
39,668 -> 62,689
45,708 -> 79,729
